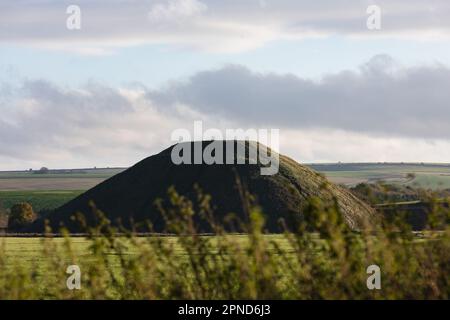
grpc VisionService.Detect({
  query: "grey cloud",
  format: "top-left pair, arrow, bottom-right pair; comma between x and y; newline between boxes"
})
0,80 -> 139,160
16,80 -> 132,133
1,56 -> 450,169
147,55 -> 450,139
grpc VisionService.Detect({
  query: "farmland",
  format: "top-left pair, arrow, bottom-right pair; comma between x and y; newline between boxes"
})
0,168 -> 123,211
1,163 -> 449,213
2,163 -> 450,194
0,190 -> 83,212
0,168 -> 123,191
1,163 -> 450,190
309,163 -> 450,189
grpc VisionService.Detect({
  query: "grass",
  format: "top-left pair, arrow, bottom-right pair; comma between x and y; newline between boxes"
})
0,190 -> 83,212
1,235 -> 292,265
405,173 -> 450,189
0,188 -> 448,300
310,163 -> 450,189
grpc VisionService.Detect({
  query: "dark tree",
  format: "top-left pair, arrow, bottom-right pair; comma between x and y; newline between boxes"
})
37,167 -> 50,174
9,202 -> 36,230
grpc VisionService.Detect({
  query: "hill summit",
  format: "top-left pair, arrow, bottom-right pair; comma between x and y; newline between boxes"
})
42,141 -> 375,232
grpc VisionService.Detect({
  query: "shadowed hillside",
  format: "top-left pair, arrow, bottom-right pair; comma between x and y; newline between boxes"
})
36,141 -> 375,233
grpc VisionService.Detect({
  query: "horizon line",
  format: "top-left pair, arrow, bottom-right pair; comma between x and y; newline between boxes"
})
1,161 -> 450,173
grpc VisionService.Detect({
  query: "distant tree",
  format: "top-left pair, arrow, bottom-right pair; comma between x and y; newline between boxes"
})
8,202 -> 36,230
35,167 -> 49,174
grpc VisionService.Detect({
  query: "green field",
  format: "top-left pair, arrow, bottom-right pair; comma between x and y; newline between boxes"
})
1,163 -> 450,215
0,190 -> 83,212
1,235 -> 292,263
0,227 -> 448,300
310,163 -> 450,189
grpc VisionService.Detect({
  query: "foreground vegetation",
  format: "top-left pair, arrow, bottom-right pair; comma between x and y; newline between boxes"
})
0,187 -> 448,300
350,182 -> 450,205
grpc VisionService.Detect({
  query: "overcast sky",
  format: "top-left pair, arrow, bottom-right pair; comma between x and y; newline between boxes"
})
1,0 -> 450,170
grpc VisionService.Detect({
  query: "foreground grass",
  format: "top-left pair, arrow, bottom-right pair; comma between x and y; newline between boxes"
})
0,189 -> 449,300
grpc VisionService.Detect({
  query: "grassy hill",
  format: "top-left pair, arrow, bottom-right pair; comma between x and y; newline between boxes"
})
36,141 -> 375,233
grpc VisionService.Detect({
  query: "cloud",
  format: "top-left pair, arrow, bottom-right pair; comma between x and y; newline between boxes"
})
147,55 -> 450,139
1,0 -> 450,54
0,79 -> 191,170
1,55 -> 450,169
148,0 -> 207,22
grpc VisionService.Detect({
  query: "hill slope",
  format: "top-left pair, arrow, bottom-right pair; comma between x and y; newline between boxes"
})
39,141 -> 375,232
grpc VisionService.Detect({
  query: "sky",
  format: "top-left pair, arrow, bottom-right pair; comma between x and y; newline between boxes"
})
1,0 -> 450,170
